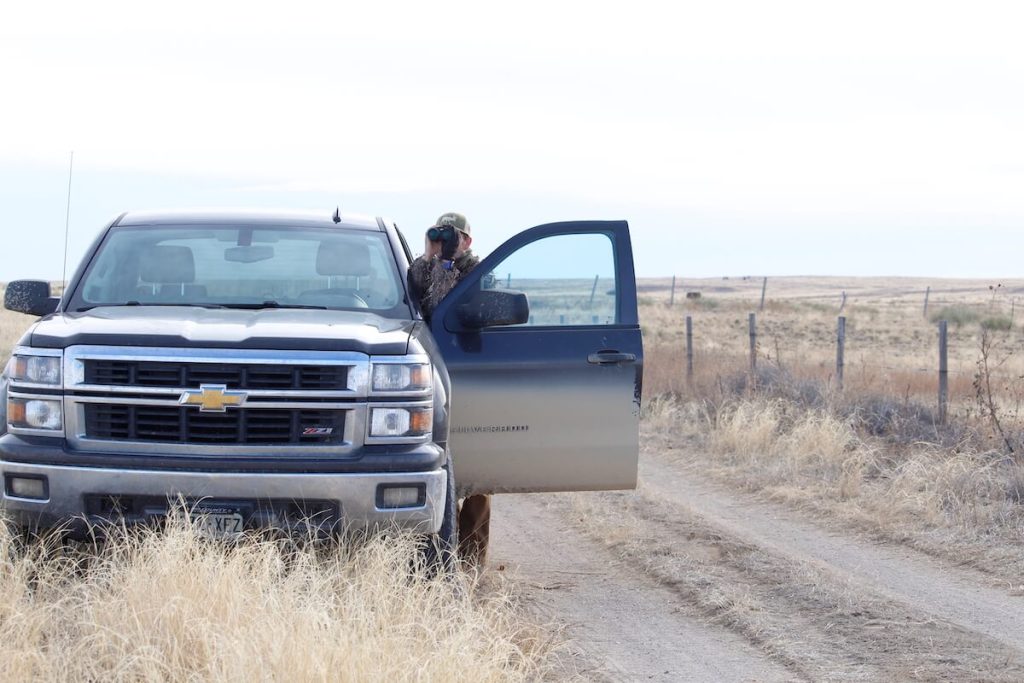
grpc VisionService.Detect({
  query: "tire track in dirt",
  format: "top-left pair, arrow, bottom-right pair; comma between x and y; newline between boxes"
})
641,454 -> 1024,653
546,471 -> 1024,680
491,450 -> 1024,680
490,494 -> 797,682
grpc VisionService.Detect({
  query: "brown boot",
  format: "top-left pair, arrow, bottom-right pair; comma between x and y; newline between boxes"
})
457,494 -> 491,566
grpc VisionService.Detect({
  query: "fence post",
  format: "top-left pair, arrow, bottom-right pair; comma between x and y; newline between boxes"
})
938,320 -> 948,425
669,275 -> 676,306
839,290 -> 847,312
506,273 -> 512,289
923,286 -> 930,319
588,274 -> 599,307
759,277 -> 767,311
685,315 -> 694,381
748,313 -> 757,378
836,316 -> 846,391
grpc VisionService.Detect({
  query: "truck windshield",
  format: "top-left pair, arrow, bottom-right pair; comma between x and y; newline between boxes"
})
69,225 -> 408,316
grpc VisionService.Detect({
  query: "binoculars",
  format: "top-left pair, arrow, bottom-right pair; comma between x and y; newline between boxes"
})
427,225 -> 460,260
427,226 -> 458,244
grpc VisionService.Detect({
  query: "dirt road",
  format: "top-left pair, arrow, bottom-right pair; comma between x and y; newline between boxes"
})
491,494 -> 794,682
490,447 -> 1024,681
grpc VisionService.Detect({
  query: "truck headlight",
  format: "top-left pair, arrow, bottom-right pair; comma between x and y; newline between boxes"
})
8,397 -> 63,431
9,352 -> 62,386
371,363 -> 431,393
369,406 -> 432,439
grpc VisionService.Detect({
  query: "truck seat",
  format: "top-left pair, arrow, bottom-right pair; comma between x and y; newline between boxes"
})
299,242 -> 373,307
136,246 -> 205,300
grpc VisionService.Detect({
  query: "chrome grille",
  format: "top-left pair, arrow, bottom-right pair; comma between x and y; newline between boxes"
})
84,404 -> 345,445
64,346 -> 370,456
84,360 -> 348,390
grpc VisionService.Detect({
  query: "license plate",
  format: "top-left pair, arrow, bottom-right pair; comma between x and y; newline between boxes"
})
196,511 -> 245,539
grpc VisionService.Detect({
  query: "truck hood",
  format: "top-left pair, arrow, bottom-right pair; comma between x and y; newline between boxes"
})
28,307 -> 413,355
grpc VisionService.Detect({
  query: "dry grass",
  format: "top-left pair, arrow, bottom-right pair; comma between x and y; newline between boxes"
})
0,514 -> 557,682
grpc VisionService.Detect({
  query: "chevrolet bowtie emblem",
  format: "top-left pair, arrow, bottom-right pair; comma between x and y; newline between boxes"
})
179,384 -> 247,412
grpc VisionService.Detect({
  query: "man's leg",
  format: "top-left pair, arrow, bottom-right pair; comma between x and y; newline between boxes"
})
457,493 -> 491,565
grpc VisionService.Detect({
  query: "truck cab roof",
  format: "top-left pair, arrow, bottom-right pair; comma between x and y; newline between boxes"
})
117,209 -> 383,232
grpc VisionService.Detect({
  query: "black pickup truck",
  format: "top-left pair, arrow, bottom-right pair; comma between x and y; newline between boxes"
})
0,209 -> 642,549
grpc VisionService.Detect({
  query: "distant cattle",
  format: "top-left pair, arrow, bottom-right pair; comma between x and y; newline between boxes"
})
685,292 -> 701,299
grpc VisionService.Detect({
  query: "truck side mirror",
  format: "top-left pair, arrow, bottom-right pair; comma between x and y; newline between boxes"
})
456,289 -> 529,329
4,280 -> 59,316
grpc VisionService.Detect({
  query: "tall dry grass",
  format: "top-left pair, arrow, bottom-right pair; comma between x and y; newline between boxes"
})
0,515 -> 556,682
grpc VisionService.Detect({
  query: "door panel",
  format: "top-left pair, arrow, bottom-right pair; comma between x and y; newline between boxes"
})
430,221 -> 642,495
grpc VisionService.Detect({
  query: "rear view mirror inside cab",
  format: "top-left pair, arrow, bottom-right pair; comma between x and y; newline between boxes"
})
455,289 -> 529,329
224,245 -> 275,263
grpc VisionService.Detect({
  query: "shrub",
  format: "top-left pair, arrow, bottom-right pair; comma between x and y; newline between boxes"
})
929,305 -> 979,327
981,315 -> 1013,331
686,296 -> 720,310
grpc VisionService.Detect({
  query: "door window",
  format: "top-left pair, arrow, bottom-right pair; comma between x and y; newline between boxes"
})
482,232 -> 617,326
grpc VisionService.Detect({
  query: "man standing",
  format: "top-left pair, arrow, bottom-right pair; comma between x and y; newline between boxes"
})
408,212 -> 491,565
407,212 -> 478,320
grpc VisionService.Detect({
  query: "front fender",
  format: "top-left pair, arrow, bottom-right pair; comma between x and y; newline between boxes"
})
409,321 -> 451,462
432,366 -> 449,447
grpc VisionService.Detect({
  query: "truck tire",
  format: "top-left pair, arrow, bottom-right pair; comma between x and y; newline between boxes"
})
420,461 -> 457,573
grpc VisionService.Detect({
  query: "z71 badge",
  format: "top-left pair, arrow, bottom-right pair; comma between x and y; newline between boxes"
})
302,427 -> 334,436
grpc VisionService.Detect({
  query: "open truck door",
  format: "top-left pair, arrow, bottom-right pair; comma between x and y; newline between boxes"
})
430,221 -> 642,495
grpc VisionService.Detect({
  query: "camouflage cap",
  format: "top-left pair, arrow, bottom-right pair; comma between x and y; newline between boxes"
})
432,211 -> 471,236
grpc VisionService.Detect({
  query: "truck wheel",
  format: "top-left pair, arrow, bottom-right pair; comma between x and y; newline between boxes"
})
420,461 -> 457,573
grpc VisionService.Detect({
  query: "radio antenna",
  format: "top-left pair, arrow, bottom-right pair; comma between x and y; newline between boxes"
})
61,151 -> 74,296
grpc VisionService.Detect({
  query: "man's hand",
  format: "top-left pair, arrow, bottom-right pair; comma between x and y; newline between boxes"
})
440,231 -> 460,260
424,233 -> 442,260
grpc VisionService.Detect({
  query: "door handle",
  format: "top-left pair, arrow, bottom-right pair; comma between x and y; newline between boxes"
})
587,351 -> 637,365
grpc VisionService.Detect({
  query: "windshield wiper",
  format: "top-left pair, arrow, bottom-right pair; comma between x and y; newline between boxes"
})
74,302 -> 229,312
217,301 -> 329,310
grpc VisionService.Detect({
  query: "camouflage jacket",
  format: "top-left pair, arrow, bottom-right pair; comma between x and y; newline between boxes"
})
407,250 -> 480,321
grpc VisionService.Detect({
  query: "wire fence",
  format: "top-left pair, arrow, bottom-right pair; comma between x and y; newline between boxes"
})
662,309 -> 1024,424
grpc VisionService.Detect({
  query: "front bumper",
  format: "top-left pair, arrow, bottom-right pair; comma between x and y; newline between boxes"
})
0,460 -> 446,536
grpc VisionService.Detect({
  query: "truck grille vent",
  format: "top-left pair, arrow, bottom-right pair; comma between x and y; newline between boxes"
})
84,404 -> 346,445
84,361 -> 348,391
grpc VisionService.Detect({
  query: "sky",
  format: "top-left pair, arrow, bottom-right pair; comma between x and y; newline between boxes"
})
1,0 -> 1023,280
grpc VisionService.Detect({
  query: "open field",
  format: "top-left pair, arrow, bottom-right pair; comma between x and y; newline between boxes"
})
641,275 -> 1024,417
